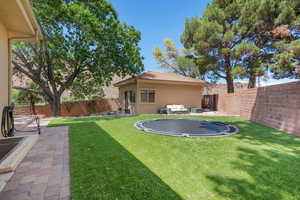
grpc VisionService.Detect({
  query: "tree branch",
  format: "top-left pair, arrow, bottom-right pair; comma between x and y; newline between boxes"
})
12,60 -> 35,81
159,60 -> 187,76
12,60 -> 54,100
58,67 -> 82,95
28,43 -> 44,75
13,86 -> 43,95
213,70 -> 226,79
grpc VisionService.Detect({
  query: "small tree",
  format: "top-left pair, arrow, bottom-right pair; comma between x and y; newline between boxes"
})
13,82 -> 43,115
153,39 -> 203,79
13,0 -> 143,116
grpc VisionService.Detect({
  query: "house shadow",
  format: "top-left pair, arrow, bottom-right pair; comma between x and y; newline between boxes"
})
54,119 -> 182,200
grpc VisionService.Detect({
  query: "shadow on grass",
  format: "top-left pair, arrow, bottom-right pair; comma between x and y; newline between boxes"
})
64,121 -> 182,200
233,120 -> 300,149
54,115 -> 140,124
52,115 -> 300,200
207,120 -> 300,200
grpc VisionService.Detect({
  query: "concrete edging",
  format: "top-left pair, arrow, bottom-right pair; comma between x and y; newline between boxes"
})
0,135 -> 39,173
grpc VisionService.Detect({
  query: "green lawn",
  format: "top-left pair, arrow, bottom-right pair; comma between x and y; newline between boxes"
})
50,115 -> 300,200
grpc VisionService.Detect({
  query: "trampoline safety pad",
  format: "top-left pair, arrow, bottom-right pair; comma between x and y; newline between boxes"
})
134,118 -> 239,137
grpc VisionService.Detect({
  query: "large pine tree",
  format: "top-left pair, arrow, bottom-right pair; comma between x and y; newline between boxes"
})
181,0 -> 300,93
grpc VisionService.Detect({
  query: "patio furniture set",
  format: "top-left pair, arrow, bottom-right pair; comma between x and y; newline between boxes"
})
159,104 -> 204,114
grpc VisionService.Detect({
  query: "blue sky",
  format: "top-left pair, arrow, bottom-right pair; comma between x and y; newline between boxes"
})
109,0 -> 210,70
109,0 -> 296,86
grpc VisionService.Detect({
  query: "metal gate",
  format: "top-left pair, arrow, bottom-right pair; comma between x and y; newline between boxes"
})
202,94 -> 218,111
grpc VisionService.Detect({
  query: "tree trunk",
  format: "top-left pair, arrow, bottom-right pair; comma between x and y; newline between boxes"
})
224,55 -> 234,93
226,74 -> 235,93
50,95 -> 61,117
30,96 -> 37,115
248,73 -> 257,88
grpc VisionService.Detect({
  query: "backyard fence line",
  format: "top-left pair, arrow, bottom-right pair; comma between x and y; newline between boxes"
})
218,81 -> 300,136
14,98 -> 120,117
13,81 -> 300,136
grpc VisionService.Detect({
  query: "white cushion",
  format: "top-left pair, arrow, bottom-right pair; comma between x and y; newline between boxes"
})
166,105 -> 173,109
166,104 -> 188,112
172,108 -> 188,111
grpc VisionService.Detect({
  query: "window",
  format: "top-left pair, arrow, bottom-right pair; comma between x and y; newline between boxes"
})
129,90 -> 136,103
141,90 -> 155,103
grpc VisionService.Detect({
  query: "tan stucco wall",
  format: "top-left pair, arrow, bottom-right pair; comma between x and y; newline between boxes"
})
136,82 -> 203,114
117,81 -> 203,114
0,22 -> 9,126
119,83 -> 137,114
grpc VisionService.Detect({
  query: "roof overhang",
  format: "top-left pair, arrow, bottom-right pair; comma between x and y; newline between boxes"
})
114,77 -> 137,87
0,0 -> 43,42
114,77 -> 206,87
137,79 -> 205,86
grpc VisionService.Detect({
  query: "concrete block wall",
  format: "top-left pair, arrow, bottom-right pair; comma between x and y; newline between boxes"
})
218,81 -> 300,136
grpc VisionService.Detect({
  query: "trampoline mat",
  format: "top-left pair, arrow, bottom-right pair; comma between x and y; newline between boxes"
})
135,118 -> 239,137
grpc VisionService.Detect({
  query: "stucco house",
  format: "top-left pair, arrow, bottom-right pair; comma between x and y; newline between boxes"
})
0,0 -> 42,131
114,71 -> 206,114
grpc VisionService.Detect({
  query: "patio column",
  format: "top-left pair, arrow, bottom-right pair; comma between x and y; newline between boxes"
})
0,22 -> 9,130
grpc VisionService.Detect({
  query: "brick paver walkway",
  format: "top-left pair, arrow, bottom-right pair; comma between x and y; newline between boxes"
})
0,126 -> 70,200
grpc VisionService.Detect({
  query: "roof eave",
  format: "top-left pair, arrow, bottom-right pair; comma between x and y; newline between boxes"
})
5,0 -> 43,42
17,0 -> 43,41
138,78 -> 206,86
114,77 -> 137,87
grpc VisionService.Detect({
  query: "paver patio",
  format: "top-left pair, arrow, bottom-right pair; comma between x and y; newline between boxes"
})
0,126 -> 70,200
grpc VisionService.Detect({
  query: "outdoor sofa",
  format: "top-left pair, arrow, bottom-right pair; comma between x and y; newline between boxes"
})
160,104 -> 189,114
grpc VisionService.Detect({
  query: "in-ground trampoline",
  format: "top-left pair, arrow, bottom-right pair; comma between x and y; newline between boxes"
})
135,118 -> 239,137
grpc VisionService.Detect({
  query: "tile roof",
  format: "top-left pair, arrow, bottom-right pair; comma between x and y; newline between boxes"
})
137,71 -> 205,83
115,71 -> 205,86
